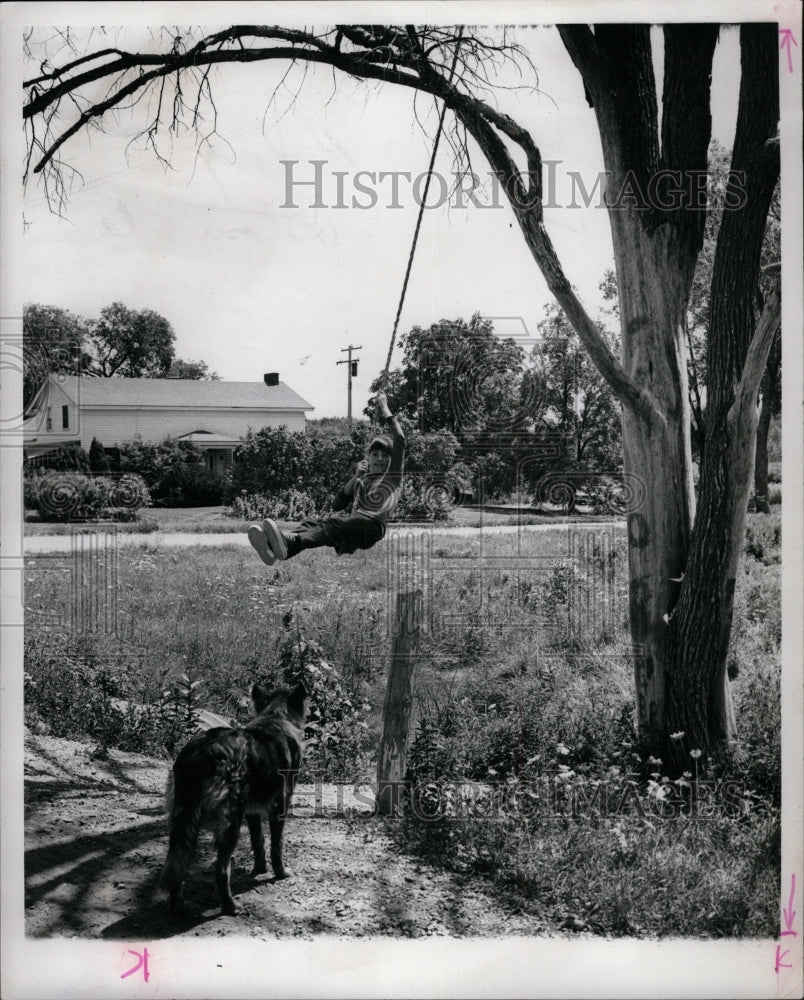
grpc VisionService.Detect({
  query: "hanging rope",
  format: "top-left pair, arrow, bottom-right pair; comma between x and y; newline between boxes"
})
379,27 -> 465,390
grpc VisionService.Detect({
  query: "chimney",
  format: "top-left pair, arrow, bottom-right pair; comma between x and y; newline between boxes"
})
264,372 -> 280,386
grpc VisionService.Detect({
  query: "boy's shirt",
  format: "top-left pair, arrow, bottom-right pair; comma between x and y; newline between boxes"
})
352,471 -> 400,523
336,419 -> 405,525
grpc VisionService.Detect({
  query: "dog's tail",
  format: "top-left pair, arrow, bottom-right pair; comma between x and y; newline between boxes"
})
164,771 -> 176,822
159,773 -> 202,899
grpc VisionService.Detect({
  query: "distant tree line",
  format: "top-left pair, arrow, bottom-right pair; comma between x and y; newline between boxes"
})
23,301 -> 218,409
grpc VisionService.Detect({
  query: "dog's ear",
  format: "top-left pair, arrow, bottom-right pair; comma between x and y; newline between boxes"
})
288,681 -> 308,716
251,683 -> 272,713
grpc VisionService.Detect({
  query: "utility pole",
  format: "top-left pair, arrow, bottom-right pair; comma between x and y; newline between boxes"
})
336,343 -> 362,431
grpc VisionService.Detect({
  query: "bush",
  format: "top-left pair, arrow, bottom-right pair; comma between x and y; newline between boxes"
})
471,451 -> 514,500
155,463 -> 226,506
118,436 -> 224,506
226,488 -> 319,522
394,477 -> 452,521
229,426 -> 313,499
229,425 -> 371,510
28,471 -> 151,521
24,630 -> 171,756
88,437 -> 110,473
25,444 -> 90,472
276,609 -> 372,781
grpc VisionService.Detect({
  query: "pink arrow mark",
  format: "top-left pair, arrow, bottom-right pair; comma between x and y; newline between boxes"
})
779,28 -> 798,73
781,872 -> 797,936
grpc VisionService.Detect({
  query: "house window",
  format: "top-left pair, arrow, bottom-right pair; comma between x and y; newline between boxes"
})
46,407 -> 52,431
62,405 -> 69,429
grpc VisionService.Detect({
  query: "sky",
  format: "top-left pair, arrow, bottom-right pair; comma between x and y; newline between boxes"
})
20,20 -> 742,418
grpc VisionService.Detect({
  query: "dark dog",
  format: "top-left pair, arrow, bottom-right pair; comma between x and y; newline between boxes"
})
160,681 -> 308,916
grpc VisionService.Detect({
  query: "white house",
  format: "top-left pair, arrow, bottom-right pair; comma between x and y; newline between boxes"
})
23,374 -> 314,472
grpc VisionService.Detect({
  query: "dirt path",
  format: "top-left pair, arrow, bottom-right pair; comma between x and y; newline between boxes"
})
25,731 -> 543,940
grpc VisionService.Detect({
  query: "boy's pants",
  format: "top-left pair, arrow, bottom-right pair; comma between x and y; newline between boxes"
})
286,513 -> 385,558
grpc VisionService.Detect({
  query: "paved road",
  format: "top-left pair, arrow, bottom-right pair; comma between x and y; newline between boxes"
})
23,521 -> 624,553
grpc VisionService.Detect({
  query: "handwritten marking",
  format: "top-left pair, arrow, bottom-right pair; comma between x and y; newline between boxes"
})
781,872 -> 797,936
121,948 -> 151,983
775,945 -> 792,974
779,28 -> 798,74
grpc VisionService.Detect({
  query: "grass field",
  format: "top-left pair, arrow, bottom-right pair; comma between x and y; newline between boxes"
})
23,503 -> 624,535
23,512 -> 782,937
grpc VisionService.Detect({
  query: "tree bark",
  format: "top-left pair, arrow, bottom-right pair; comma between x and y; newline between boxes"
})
753,330 -> 781,513
668,24 -> 779,765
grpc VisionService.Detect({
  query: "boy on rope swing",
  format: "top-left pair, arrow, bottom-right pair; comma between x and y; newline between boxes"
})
248,391 -> 405,564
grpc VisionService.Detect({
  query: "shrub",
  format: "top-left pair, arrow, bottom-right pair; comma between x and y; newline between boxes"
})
25,444 -> 90,472
471,451 -> 514,500
394,477 -> 452,522
24,630 -> 171,756
275,609 -> 372,781
582,474 -> 631,514
226,488 -> 318,522
118,436 -> 223,505
88,437 -> 110,473
230,426 -> 312,498
155,463 -> 226,506
29,471 -> 151,521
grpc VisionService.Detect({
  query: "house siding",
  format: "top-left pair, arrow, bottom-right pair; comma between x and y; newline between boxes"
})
22,379 -> 79,440
79,407 -> 306,448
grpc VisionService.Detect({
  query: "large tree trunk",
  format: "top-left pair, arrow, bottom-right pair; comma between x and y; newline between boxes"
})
667,25 -> 780,766
753,331 -> 781,513
557,23 -> 778,764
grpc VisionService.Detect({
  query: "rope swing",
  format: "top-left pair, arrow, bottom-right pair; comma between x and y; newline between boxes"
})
379,27 -> 465,390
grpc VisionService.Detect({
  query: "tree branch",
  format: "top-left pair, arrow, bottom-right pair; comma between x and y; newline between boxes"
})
728,282 -> 781,435
23,24 -> 648,416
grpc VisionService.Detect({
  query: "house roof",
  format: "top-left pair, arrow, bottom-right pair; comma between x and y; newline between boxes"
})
54,375 -> 313,411
177,431 -> 242,446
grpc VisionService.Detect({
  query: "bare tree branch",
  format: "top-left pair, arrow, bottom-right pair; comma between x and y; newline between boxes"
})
23,23 -> 647,413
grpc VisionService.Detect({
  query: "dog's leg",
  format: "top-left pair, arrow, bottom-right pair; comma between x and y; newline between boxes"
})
247,814 -> 267,876
269,813 -> 291,880
214,822 -> 242,916
160,806 -> 202,914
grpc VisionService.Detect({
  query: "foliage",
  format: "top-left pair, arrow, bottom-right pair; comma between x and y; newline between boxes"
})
26,471 -> 151,521
230,425 -> 315,498
227,488 -> 319,522
472,450 -> 515,500
531,303 -> 622,473
276,609 -> 372,780
22,303 -> 92,410
23,301 -> 218,398
159,673 -> 205,754
393,477 -> 452,522
117,436 -> 224,506
167,357 -> 220,379
85,301 -> 175,377
88,437 -> 110,473
24,630 -> 171,757
25,444 -> 90,472
368,315 -> 527,437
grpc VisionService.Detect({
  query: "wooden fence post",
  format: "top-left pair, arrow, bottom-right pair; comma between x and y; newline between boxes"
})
376,590 -> 422,817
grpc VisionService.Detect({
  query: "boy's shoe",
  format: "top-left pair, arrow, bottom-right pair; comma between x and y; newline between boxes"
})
261,518 -> 288,561
248,524 -> 275,566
